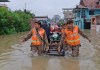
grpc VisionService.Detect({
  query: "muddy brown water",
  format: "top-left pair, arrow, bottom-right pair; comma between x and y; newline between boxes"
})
0,30 -> 100,70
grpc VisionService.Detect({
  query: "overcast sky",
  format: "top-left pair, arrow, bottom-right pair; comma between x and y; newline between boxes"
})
6,0 -> 80,18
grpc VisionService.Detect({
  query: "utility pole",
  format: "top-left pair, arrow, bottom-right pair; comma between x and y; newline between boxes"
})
24,2 -> 27,12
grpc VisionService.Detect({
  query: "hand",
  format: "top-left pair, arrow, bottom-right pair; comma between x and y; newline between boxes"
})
48,43 -> 50,46
88,39 -> 91,43
58,47 -> 61,53
45,47 -> 49,52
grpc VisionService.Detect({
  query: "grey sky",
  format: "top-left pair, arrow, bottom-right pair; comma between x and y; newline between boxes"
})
6,0 -> 80,18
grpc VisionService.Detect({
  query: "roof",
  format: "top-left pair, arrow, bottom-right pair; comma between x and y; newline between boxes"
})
62,8 -> 73,10
77,0 -> 100,9
80,0 -> 86,7
0,0 -> 10,2
76,5 -> 87,8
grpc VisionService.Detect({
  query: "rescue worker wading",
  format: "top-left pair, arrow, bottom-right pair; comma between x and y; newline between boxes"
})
23,21 -> 49,55
58,20 -> 91,57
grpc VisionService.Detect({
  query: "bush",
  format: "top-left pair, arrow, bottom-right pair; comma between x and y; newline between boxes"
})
0,7 -> 35,35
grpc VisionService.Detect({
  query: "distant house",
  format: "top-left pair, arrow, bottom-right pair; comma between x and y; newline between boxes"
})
63,8 -> 74,22
0,4 -> 7,7
34,16 -> 48,22
52,15 -> 61,23
74,0 -> 100,30
34,16 -> 49,25
30,16 -> 49,28
0,0 -> 10,7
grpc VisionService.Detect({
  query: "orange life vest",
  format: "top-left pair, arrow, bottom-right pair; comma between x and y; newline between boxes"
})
31,28 -> 45,46
65,26 -> 80,46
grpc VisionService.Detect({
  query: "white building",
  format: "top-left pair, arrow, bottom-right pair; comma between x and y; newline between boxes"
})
62,8 -> 74,22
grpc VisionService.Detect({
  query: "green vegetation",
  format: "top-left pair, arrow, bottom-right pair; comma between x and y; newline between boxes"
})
0,7 -> 34,35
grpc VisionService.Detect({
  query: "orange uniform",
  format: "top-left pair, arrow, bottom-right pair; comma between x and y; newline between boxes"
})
65,26 -> 80,46
31,28 -> 45,46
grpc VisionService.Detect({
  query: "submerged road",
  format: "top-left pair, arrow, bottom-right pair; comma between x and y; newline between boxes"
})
0,30 -> 100,70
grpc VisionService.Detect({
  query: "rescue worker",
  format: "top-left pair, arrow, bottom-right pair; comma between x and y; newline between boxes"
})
23,21 -> 49,55
58,20 -> 91,57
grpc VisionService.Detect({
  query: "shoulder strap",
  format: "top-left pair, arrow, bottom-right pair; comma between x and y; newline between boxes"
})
35,28 -> 46,44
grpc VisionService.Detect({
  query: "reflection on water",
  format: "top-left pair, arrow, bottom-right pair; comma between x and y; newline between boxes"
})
0,30 -> 100,70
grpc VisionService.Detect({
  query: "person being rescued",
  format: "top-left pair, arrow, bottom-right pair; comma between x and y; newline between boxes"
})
58,20 -> 91,57
23,21 -> 49,55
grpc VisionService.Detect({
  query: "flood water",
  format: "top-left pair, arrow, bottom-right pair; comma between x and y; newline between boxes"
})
0,30 -> 100,70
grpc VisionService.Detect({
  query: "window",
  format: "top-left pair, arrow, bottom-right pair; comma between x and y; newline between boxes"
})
77,10 -> 80,18
81,9 -> 85,18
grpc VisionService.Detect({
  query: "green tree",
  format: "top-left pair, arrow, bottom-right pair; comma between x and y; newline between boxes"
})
0,7 -> 35,35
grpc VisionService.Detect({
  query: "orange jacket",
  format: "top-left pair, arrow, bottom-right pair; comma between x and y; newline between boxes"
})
31,28 -> 45,46
65,26 -> 80,46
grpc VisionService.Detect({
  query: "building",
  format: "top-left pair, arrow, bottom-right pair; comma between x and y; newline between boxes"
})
0,0 -> 10,7
30,16 -> 49,28
52,15 -> 61,23
0,3 -> 7,7
63,8 -> 74,22
74,0 -> 100,30
34,16 -> 48,22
